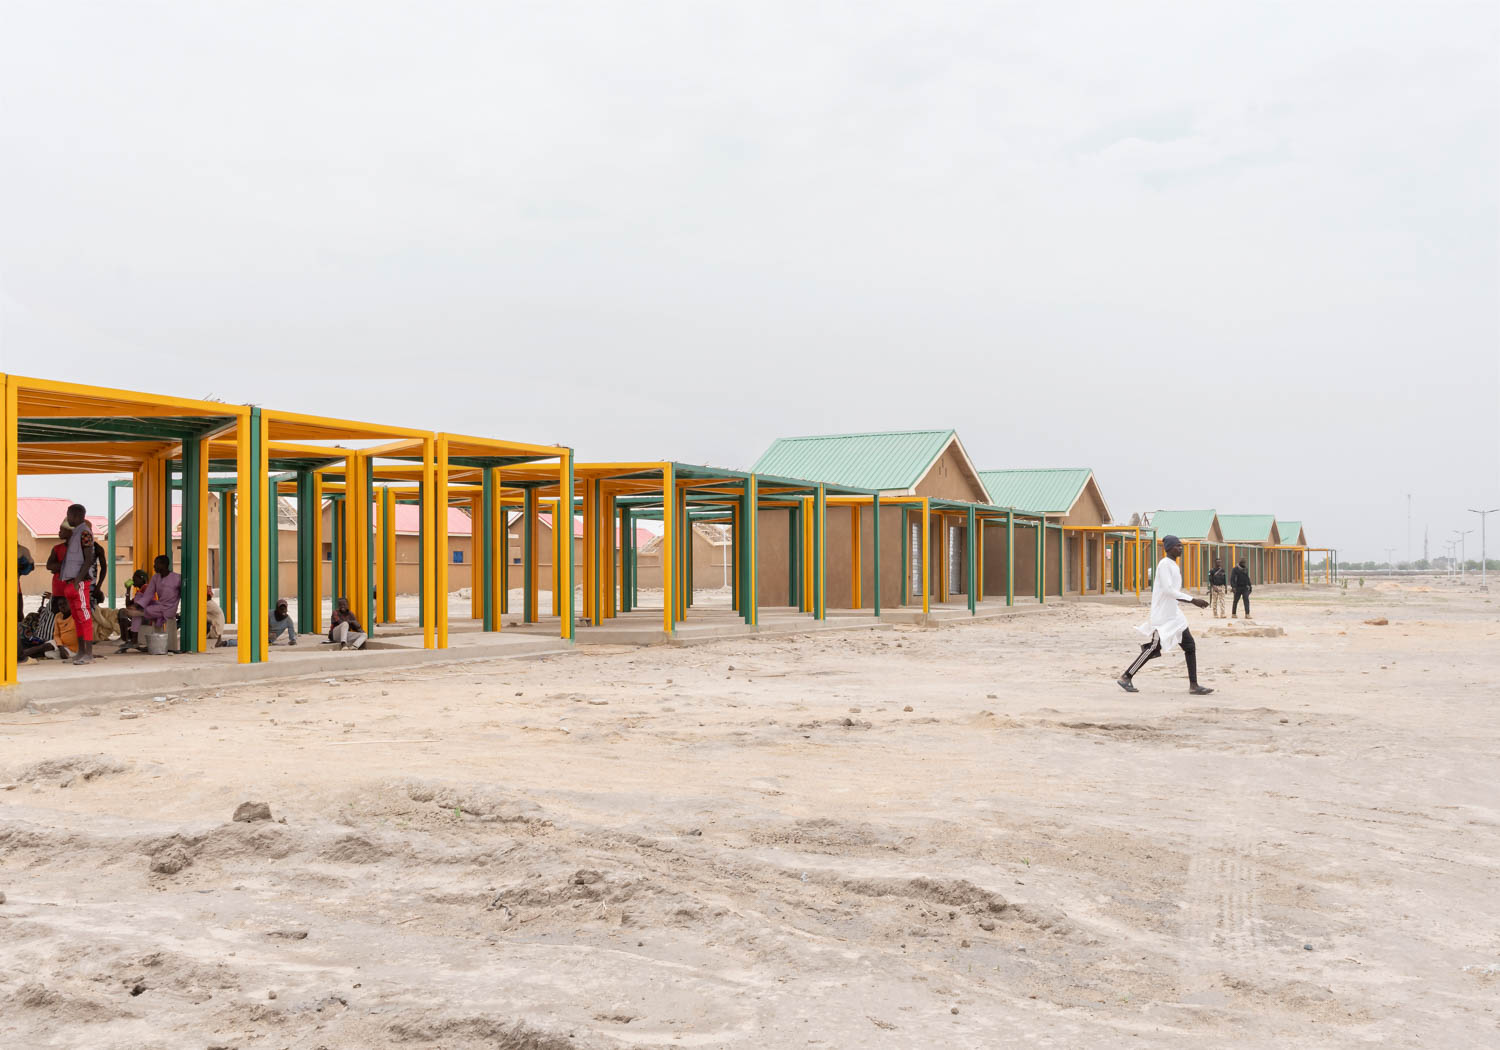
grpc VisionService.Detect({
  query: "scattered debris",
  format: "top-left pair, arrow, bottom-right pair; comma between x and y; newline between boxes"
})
1364,618 -> 1389,626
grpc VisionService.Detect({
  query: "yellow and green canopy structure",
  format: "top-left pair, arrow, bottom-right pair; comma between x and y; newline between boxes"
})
0,374 -> 573,687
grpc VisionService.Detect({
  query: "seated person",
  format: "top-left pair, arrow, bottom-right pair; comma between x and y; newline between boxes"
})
327,597 -> 367,650
117,569 -> 150,650
47,595 -> 80,660
206,587 -> 226,646
91,599 -> 121,643
126,555 -> 182,651
19,594 -> 66,661
268,598 -> 297,645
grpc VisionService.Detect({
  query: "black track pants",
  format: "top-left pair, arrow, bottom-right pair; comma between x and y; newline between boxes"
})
1123,627 -> 1198,685
1232,590 -> 1250,617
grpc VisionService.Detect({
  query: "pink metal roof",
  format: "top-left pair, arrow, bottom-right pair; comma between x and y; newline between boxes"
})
16,498 -> 107,539
381,504 -> 472,536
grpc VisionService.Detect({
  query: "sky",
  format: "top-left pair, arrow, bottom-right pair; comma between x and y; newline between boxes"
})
2,1 -> 1496,561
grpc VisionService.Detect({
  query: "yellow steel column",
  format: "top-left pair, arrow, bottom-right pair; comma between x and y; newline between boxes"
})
920,499 -> 931,615
235,415 -> 252,661
850,504 -> 862,609
470,492 -> 483,622
548,498 -> 560,616
435,435 -> 450,648
195,437 -> 210,652
489,477 -> 503,628
976,517 -> 985,603
661,467 -> 674,634
581,476 -> 595,625
802,496 -> 814,612
421,437 -> 435,650
1,376 -> 17,686
255,423 -> 269,662
558,451 -> 573,640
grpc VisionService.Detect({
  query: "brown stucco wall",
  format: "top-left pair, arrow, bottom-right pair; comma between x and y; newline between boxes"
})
912,443 -> 989,503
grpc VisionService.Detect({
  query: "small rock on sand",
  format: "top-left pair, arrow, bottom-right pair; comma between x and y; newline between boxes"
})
119,711 -> 140,720
233,801 -> 273,823
0,890 -> 7,904
903,705 -> 914,712
150,847 -> 192,874
1364,617 -> 1389,626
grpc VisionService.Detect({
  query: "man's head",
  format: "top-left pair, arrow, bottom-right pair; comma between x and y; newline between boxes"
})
1213,558 -> 1222,568
153,555 -> 171,575
275,599 -> 288,617
1238,559 -> 1247,569
132,569 -> 149,588
207,586 -> 214,601
1162,535 -> 1183,560
65,504 -> 86,527
336,597 -> 350,613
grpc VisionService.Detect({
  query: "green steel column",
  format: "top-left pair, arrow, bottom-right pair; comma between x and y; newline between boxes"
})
522,488 -> 536,623
481,469 -> 495,631
295,472 -> 314,632
788,506 -> 801,611
1036,517 -> 1045,603
1005,511 -> 1014,606
966,506 -> 977,615
107,480 -> 121,607
179,438 -> 201,653
814,485 -> 826,620
620,507 -> 632,613
871,494 -> 881,618
739,476 -> 757,626
248,407 -> 263,662
217,488 -> 229,610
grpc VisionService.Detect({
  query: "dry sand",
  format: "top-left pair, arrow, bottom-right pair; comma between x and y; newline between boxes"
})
2,580 -> 1497,1048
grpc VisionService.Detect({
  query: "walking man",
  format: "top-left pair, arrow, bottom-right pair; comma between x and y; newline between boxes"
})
1231,558 -> 1252,618
1208,558 -> 1228,618
1118,535 -> 1213,695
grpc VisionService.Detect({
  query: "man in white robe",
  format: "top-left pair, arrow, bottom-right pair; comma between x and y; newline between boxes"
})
1118,534 -> 1214,695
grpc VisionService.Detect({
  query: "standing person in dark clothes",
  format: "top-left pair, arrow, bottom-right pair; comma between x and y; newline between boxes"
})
1117,535 -> 1214,695
1231,558 -> 1252,618
1208,559 -> 1228,619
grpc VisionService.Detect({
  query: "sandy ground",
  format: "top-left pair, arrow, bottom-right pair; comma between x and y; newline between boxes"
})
2,579 -> 1497,1049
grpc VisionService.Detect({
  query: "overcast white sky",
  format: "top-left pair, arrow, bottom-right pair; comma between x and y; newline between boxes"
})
2,1 -> 1496,561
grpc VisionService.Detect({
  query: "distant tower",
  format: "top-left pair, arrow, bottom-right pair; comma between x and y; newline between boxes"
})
1424,526 -> 1429,563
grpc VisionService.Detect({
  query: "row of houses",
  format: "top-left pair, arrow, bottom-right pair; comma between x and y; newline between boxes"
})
16,434 -> 1316,607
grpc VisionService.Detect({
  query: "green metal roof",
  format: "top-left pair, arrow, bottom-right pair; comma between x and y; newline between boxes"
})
1276,520 -> 1305,545
1219,514 -> 1278,544
978,468 -> 1092,515
751,430 -> 956,491
1150,509 -> 1219,540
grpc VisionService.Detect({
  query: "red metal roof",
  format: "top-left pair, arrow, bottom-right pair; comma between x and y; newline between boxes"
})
15,498 -> 108,539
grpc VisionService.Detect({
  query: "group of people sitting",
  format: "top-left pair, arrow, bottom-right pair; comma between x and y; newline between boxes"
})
16,503 -> 370,661
16,502 -> 195,664
266,596 -> 369,650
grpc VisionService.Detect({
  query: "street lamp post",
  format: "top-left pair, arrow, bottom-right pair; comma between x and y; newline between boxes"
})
1453,530 -> 1473,579
1469,508 -> 1499,592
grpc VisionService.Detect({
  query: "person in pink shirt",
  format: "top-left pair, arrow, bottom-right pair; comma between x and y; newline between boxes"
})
128,555 -> 182,647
